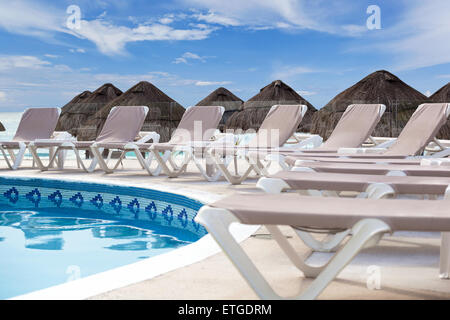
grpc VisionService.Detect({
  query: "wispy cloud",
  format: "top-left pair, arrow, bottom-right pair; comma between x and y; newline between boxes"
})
195,81 -> 232,86
271,65 -> 318,80
184,0 -> 368,35
297,90 -> 317,96
0,56 -> 51,70
0,1 -> 217,56
173,52 -> 208,64
375,0 -> 450,70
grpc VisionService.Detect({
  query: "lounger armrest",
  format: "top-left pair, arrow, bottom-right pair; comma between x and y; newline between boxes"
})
51,131 -> 74,140
338,147 -> 387,154
373,138 -> 396,148
421,157 -> 450,166
136,131 -> 160,143
284,134 -> 323,149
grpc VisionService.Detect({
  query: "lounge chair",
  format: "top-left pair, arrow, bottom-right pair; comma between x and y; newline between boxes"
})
258,170 -> 450,198
285,159 -> 450,177
279,103 -> 450,167
195,192 -> 450,299
0,108 -> 62,170
257,168 -> 450,251
114,105 -> 224,179
29,106 -> 154,172
234,103 -> 385,177
206,104 -> 308,184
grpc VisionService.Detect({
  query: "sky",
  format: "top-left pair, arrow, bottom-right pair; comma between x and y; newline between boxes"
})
0,0 -> 450,111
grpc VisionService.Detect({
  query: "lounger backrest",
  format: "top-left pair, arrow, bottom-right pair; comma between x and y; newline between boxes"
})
319,104 -> 384,150
169,106 -> 224,144
13,108 -> 60,141
247,105 -> 307,148
96,106 -> 148,142
384,103 -> 450,156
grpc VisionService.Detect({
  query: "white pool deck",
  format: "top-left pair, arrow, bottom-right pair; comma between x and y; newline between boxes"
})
1,157 -> 450,300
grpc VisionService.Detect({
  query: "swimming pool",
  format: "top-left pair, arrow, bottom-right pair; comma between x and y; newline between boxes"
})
0,177 -> 207,299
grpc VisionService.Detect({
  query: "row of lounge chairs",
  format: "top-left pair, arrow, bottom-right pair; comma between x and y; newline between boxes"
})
1,102 -> 450,299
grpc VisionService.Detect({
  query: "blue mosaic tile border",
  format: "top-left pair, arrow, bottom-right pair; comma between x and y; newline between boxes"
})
0,177 -> 207,237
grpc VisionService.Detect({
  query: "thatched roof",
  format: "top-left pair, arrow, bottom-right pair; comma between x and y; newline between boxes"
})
195,87 -> 243,131
430,82 -> 450,139
225,80 -> 317,133
77,81 -> 185,142
310,70 -> 429,138
430,82 -> 450,102
56,83 -> 122,134
0,121 -> 5,132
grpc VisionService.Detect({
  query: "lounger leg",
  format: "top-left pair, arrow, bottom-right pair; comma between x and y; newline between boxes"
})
300,219 -> 390,299
152,149 -> 190,177
195,207 -> 391,300
3,144 -> 27,170
90,146 -> 111,173
440,233 -> 450,279
212,152 -> 255,185
294,230 -> 350,253
266,225 -> 328,277
192,154 -> 225,182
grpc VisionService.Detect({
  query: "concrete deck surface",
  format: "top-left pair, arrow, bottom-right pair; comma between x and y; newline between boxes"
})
1,157 -> 449,300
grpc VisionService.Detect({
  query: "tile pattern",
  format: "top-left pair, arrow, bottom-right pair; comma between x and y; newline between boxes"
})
0,177 -> 206,237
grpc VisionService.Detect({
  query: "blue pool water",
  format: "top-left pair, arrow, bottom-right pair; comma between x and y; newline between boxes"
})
0,177 -> 206,299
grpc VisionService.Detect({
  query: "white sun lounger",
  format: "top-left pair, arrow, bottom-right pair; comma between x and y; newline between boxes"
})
257,169 -> 450,253
115,105 -> 225,178
275,103 -> 450,169
234,104 -> 386,180
195,192 -> 450,300
206,104 -> 308,184
29,106 -> 153,172
0,108 -> 62,170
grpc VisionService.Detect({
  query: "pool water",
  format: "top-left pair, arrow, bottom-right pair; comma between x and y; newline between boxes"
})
0,177 -> 206,299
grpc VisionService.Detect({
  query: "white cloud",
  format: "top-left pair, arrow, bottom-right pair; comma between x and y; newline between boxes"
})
297,90 -> 317,96
377,0 -> 450,70
192,10 -> 241,26
271,65 -> 317,80
195,81 -> 232,86
0,56 -> 51,71
71,20 -> 215,55
44,54 -> 59,58
0,1 -> 216,56
173,52 -> 207,64
69,48 -> 86,53
0,91 -> 6,101
184,0 -> 366,35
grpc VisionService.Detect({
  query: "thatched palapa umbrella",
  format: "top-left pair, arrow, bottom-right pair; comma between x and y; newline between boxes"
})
56,83 -> 122,136
0,121 -> 5,131
310,70 -> 429,139
225,80 -> 317,132
55,90 -> 91,131
78,81 -> 185,142
430,82 -> 450,139
195,87 -> 243,131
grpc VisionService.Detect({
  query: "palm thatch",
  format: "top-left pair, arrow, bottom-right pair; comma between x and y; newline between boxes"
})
0,121 -> 5,131
78,81 -> 185,142
195,87 -> 243,131
310,70 -> 429,139
430,82 -> 450,139
225,80 -> 317,132
56,83 -> 122,136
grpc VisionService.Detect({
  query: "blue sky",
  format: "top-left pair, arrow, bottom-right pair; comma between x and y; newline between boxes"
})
0,0 -> 449,111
